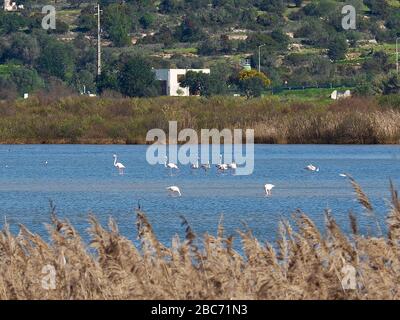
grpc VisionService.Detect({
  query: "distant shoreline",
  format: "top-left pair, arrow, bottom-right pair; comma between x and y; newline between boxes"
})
1,95 -> 400,145
1,141 -> 400,145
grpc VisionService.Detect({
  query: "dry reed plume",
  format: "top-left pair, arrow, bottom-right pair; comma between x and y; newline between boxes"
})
1,179 -> 400,300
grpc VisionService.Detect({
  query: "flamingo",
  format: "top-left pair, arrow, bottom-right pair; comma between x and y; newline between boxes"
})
113,154 -> 126,175
191,158 -> 199,170
264,183 -> 275,196
167,186 -> 181,197
164,156 -> 179,170
216,154 -> 229,171
305,164 -> 319,172
201,161 -> 211,171
228,161 -> 237,170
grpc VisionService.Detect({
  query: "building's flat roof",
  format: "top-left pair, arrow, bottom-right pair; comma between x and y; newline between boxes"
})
154,68 -> 210,71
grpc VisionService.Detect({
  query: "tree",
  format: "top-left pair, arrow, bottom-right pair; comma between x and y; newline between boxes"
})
69,0 -> 87,8
354,79 -> 375,96
141,25 -> 176,47
37,39 -> 75,82
294,16 -> 340,48
11,67 -> 44,94
207,62 -> 233,95
72,70 -> 96,93
346,31 -> 362,47
257,13 -> 280,27
0,76 -> 18,100
77,7 -> 97,32
117,56 -> 160,97
0,12 -> 28,35
179,71 -> 210,96
198,38 -> 221,55
159,0 -> 181,13
327,36 -> 348,61
362,51 -> 391,74
294,0 -> 303,7
256,0 -> 285,16
364,0 -> 389,18
175,16 -> 204,42
97,65 -> 119,93
245,31 -> 288,53
49,20 -> 69,34
237,69 -> 271,98
5,33 -> 40,66
104,4 -> 132,47
139,13 -> 155,29
386,11 -> 400,32
378,71 -> 400,95
306,55 -> 335,83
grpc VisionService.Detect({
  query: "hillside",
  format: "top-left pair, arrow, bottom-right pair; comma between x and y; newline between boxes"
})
1,0 -> 400,98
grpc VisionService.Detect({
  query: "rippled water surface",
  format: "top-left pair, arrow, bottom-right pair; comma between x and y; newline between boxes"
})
0,144 -> 399,245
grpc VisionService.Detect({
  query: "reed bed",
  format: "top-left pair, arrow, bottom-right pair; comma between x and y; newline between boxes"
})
0,96 -> 400,144
1,178 -> 400,300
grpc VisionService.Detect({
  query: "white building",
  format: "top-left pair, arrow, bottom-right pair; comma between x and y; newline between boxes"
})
3,0 -> 23,11
330,89 -> 351,100
154,69 -> 210,96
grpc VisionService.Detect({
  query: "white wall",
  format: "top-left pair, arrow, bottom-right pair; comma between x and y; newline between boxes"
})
154,69 -> 211,96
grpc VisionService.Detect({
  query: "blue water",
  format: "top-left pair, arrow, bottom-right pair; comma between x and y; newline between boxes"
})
0,145 -> 399,246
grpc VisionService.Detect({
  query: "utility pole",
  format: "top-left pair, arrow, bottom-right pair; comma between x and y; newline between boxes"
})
397,37 -> 400,74
258,44 -> 266,73
95,4 -> 102,77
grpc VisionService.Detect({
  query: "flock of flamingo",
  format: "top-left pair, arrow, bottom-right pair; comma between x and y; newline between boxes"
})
113,154 -> 321,198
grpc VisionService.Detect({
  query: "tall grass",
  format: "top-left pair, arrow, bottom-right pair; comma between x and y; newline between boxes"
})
1,179 -> 400,299
0,95 -> 400,144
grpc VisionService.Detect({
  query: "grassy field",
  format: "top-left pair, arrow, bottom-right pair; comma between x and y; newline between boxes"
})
2,94 -> 400,144
0,177 -> 400,299
269,87 -> 352,104
0,64 -> 19,75
388,0 -> 400,8
163,47 -> 198,55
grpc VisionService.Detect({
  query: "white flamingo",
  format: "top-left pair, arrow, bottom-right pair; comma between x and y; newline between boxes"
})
264,183 -> 275,196
113,154 -> 126,175
228,161 -> 237,170
164,156 -> 179,170
201,161 -> 211,171
305,164 -> 319,172
216,154 -> 229,171
191,158 -> 199,169
167,186 -> 181,197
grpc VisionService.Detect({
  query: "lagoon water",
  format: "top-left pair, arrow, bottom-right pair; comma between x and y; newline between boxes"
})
0,144 -> 400,246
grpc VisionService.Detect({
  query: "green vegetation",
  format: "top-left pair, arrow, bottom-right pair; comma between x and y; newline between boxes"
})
1,1 -> 400,99
1,95 -> 400,144
237,69 -> 272,98
271,87 -> 351,104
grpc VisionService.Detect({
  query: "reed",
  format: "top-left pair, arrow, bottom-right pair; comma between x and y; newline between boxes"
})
1,179 -> 400,299
0,96 -> 400,144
